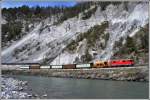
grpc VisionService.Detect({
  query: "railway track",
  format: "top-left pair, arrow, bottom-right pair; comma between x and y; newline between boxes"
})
1,64 -> 148,71
134,64 -> 149,67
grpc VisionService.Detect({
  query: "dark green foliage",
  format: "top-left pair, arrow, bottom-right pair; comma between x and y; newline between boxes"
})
123,2 -> 128,11
66,21 -> 109,51
82,6 -> 97,20
125,36 -> 135,48
54,2 -> 94,25
1,2 -> 98,46
66,40 -> 78,51
2,2 -> 96,24
36,46 -> 41,51
2,5 -> 62,21
76,33 -> 84,42
81,49 -> 92,62
113,24 -> 149,64
115,24 -> 149,57
74,57 -> 80,63
25,23 -> 29,32
13,49 -> 20,55
104,33 -> 109,41
66,21 -> 109,63
42,57 -> 49,65
117,36 -> 137,54
19,5 -> 30,19
85,21 -> 109,47
2,21 -> 22,43
138,25 -> 149,51
114,37 -> 123,49
34,6 -> 41,15
103,33 -> 110,47
2,1 -> 127,23
97,1 -> 121,10
125,36 -> 137,53
2,8 -> 17,21
84,49 -> 92,62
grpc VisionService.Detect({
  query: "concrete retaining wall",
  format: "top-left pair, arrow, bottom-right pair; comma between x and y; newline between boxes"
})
2,66 -> 149,82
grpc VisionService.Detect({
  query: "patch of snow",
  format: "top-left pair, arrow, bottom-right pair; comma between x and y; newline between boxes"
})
1,2 -> 149,64
98,2 -> 148,60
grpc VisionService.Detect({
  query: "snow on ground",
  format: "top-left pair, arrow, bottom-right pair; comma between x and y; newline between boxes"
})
52,2 -> 149,64
2,5 -> 105,63
1,2 -> 149,64
98,2 -> 149,60
51,51 -> 77,65
1,23 -> 42,56
51,39 -> 87,65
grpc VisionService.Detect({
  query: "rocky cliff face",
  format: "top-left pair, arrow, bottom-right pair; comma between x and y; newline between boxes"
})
1,1 -> 149,65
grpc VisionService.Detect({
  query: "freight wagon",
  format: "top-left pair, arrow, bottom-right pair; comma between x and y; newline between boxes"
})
51,65 -> 63,69
76,63 -> 92,68
40,65 -> 50,69
20,65 -> 30,69
29,64 -> 40,69
62,64 -> 76,69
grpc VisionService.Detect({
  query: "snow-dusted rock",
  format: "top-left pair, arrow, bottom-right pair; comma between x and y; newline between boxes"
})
1,2 -> 148,64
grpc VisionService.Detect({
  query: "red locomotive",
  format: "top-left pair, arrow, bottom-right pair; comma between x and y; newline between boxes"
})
110,59 -> 134,67
93,59 -> 134,68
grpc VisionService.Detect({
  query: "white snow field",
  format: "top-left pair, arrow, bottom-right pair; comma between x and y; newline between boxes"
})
1,2 -> 148,64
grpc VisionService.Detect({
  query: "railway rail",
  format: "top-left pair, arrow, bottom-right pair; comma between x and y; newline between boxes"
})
1,63 -> 148,70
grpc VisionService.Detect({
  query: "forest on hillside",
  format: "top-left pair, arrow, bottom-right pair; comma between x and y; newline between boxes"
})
2,1 -> 124,47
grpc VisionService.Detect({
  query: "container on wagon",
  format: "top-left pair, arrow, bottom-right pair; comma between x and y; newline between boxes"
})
51,65 -> 62,69
29,64 -> 40,69
20,65 -> 30,69
62,64 -> 76,69
76,63 -> 91,68
40,65 -> 50,69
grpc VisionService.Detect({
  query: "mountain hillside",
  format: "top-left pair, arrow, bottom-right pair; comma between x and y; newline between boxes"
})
2,1 -> 149,65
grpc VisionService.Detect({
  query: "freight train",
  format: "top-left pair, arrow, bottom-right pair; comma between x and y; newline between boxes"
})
3,59 -> 134,69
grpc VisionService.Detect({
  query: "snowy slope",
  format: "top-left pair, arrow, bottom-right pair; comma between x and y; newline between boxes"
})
99,2 -> 149,61
51,2 -> 149,64
1,2 -> 149,64
2,5 -> 104,63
